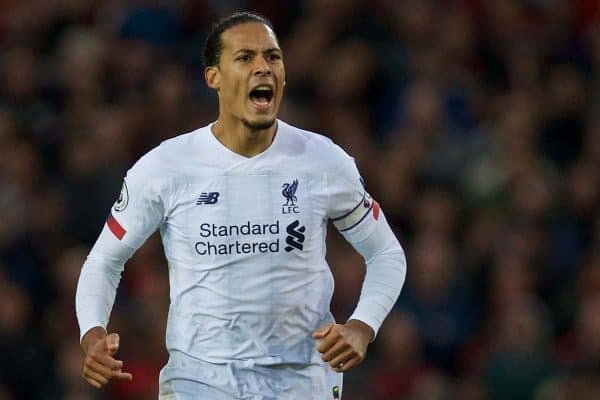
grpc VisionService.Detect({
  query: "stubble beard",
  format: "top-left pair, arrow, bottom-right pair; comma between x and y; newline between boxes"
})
241,118 -> 276,131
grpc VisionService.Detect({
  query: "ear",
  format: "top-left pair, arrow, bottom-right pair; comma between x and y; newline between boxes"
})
205,66 -> 220,91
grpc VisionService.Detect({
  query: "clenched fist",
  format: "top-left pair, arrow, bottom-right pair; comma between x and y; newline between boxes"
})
312,319 -> 374,373
81,327 -> 133,388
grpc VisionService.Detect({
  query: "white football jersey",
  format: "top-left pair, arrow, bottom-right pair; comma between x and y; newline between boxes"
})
106,120 -> 380,365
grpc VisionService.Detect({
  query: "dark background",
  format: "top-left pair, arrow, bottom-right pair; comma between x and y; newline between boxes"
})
0,0 -> 598,399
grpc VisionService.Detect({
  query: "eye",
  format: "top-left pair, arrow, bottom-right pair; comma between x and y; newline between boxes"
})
268,53 -> 282,61
236,54 -> 251,62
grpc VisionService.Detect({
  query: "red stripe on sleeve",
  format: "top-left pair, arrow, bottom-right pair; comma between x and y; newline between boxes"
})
107,213 -> 126,240
372,200 -> 380,220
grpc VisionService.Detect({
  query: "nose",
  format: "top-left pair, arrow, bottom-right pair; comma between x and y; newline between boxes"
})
253,55 -> 271,76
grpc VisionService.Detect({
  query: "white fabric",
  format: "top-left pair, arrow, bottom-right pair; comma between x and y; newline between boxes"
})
157,350 -> 342,399
342,211 -> 406,338
75,224 -> 134,340
75,119 -> 405,397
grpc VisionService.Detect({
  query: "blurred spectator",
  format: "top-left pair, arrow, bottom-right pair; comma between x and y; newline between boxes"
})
482,297 -> 556,400
366,311 -> 429,399
398,233 -> 475,372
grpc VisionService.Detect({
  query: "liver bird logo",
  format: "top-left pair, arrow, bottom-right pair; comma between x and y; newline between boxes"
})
282,179 -> 298,206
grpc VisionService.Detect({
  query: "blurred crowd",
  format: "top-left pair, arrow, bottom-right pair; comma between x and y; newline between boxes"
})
0,0 -> 598,399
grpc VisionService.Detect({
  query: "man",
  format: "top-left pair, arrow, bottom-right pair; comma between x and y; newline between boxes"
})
76,12 -> 406,399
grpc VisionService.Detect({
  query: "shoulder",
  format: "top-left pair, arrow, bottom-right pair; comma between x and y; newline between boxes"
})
129,125 -> 208,178
158,126 -> 204,152
277,120 -> 353,166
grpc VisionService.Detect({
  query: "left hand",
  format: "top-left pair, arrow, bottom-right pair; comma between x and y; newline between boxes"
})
312,319 -> 374,373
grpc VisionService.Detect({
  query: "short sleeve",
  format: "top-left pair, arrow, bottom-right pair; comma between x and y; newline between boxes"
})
106,149 -> 168,249
326,144 -> 381,242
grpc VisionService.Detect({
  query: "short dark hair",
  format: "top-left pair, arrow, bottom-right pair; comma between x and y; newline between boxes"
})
203,11 -> 275,68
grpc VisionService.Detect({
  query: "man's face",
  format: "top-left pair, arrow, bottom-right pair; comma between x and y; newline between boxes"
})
208,22 -> 285,130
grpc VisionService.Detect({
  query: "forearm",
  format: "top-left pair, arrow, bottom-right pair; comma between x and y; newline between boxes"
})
349,246 -> 405,336
76,255 -> 122,341
344,213 -> 407,338
75,225 -> 135,342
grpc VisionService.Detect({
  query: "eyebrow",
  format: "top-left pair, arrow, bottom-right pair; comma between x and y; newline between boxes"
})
233,47 -> 282,55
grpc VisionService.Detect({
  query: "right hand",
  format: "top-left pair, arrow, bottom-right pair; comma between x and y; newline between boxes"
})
81,329 -> 133,389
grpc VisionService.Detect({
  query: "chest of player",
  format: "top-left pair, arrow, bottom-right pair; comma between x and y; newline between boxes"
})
169,174 -> 327,260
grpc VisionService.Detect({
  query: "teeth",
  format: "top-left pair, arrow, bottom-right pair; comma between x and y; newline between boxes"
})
253,85 -> 272,91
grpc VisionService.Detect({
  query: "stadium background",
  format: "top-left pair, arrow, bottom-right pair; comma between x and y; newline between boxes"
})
0,0 -> 598,399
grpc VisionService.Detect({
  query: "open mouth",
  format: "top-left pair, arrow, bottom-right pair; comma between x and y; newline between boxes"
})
249,85 -> 274,108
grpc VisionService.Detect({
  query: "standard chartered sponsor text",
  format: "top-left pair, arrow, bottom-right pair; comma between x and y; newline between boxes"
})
195,220 -> 280,255
199,221 -> 280,237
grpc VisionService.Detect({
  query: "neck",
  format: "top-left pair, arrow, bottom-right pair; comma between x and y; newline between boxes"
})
211,116 -> 277,158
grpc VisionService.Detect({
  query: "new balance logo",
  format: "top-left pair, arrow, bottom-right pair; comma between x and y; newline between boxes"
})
285,220 -> 306,252
196,192 -> 220,205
